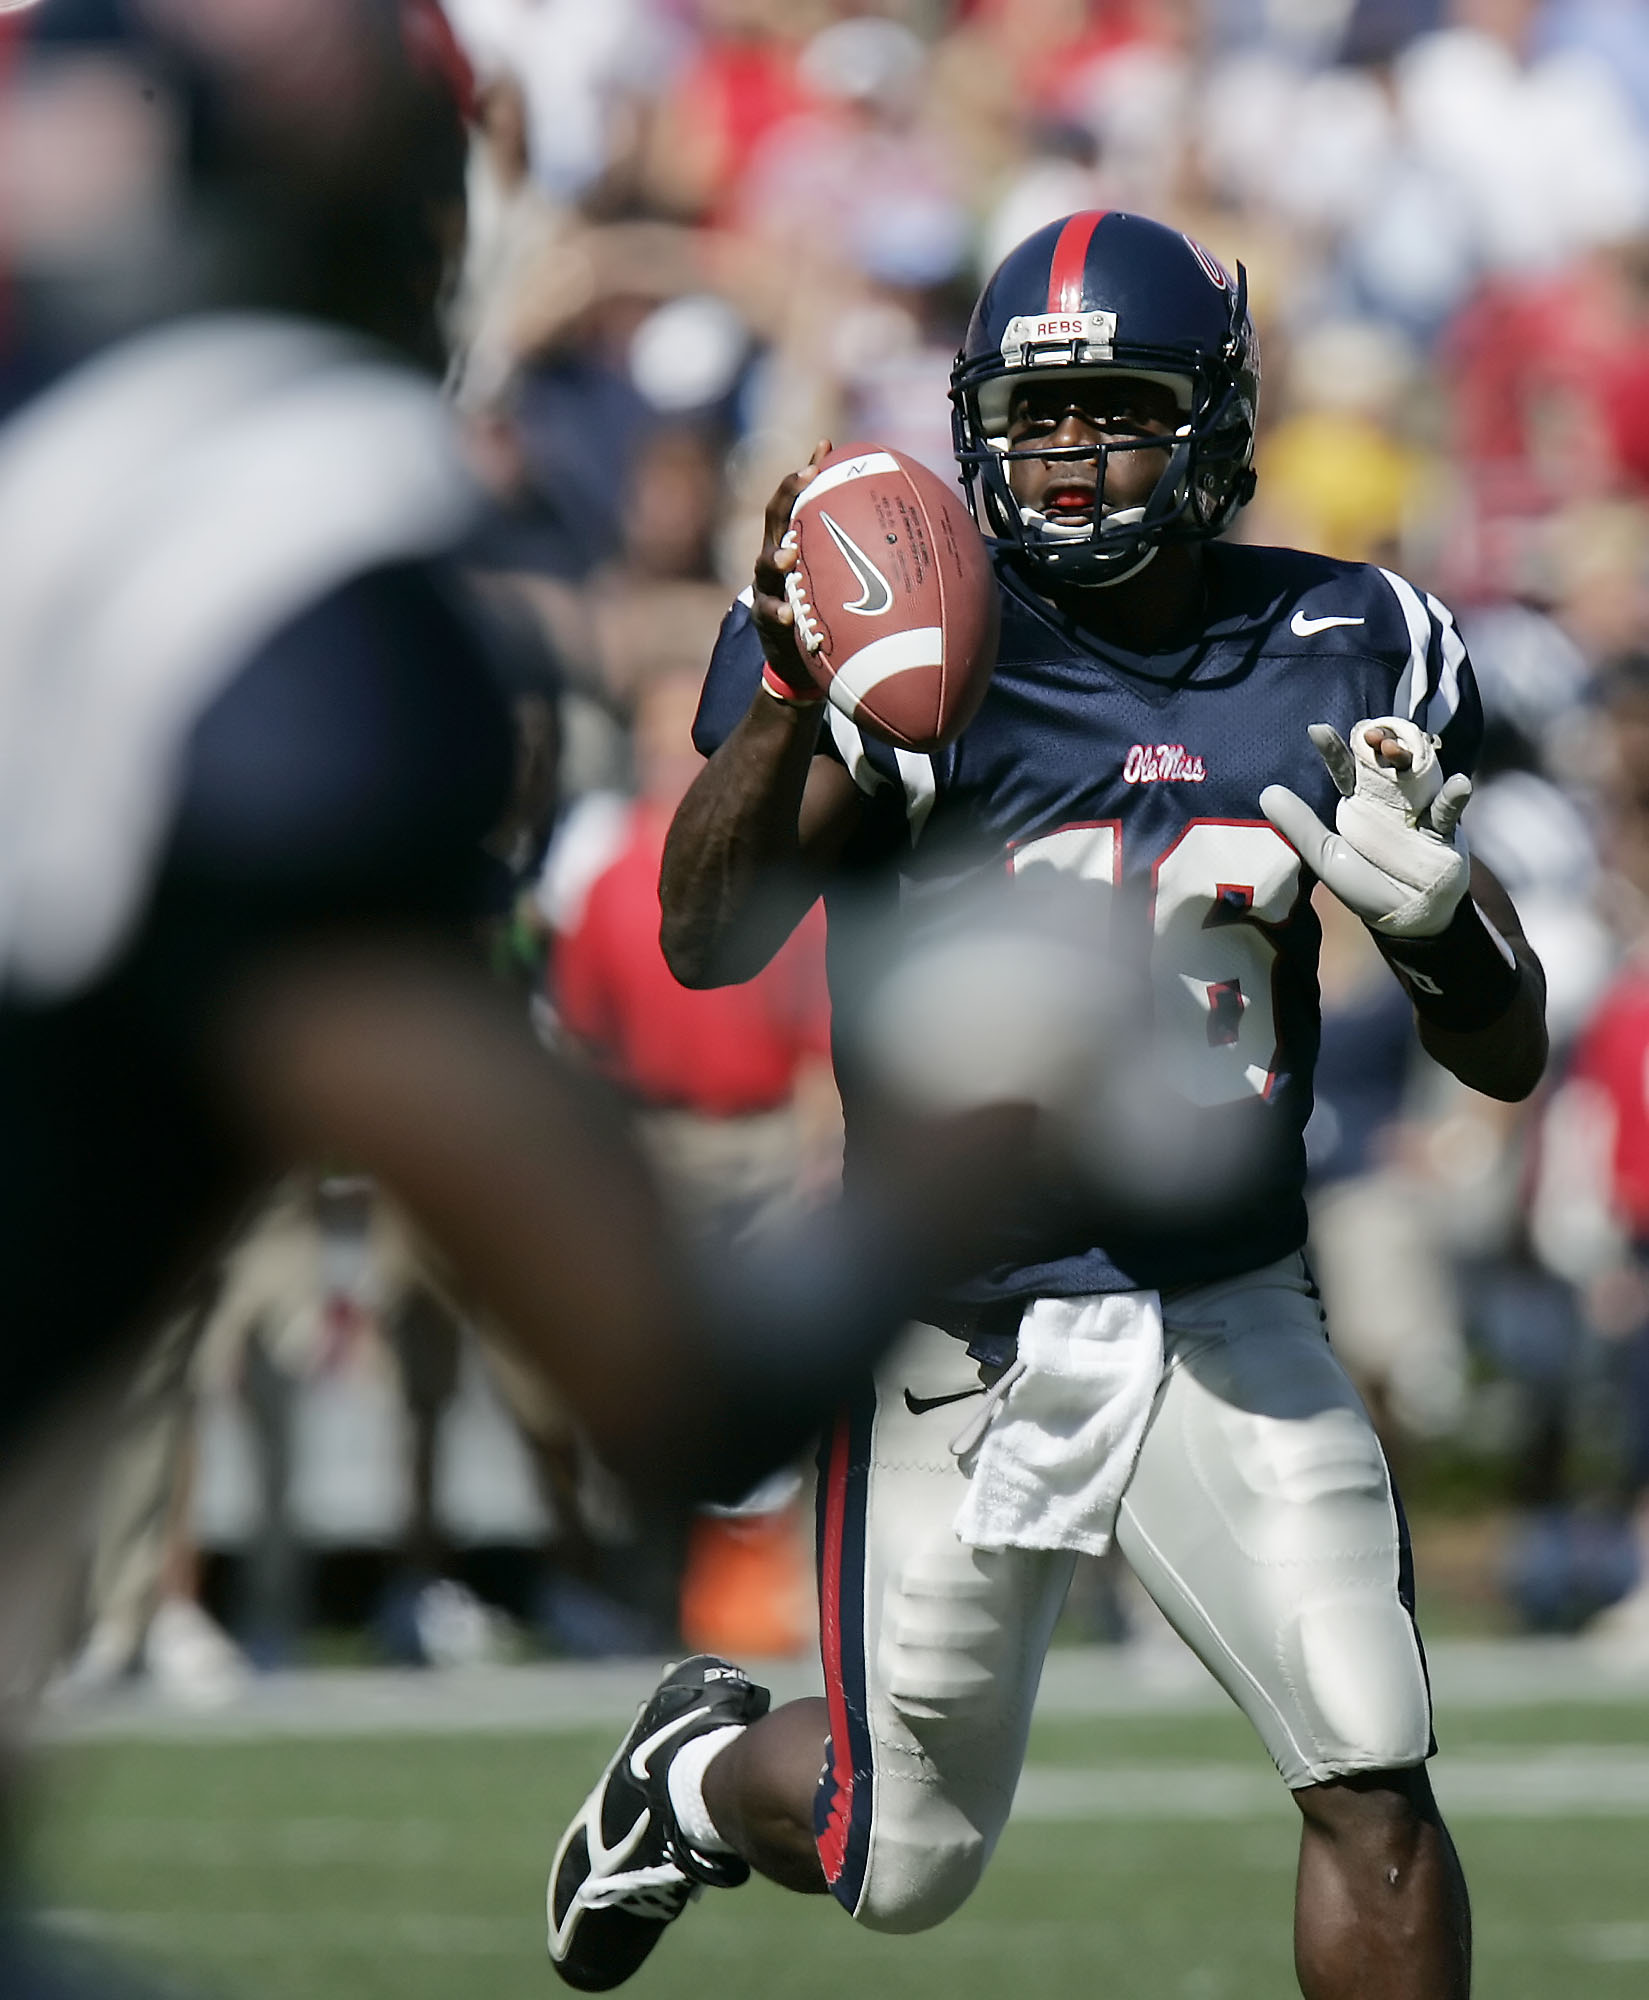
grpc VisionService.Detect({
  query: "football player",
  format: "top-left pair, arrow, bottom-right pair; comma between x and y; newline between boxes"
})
7,0 -> 1165,1725
547,213 -> 1548,1999
0,11 -> 1089,1975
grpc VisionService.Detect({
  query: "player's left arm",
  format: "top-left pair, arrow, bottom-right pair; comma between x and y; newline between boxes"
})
1406,850 -> 1547,1101
1262,718 -> 1548,1103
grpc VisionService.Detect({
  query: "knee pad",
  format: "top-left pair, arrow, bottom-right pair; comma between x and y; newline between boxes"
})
853,1825 -> 987,1934
1132,1352 -> 1432,1786
1287,1592 -> 1433,1777
1222,1414 -> 1431,1775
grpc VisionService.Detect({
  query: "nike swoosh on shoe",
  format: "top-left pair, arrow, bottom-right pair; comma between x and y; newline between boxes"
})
1290,611 -> 1365,636
628,1708 -> 706,1782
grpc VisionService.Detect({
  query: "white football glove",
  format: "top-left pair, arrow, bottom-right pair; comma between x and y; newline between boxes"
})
1260,715 -> 1472,938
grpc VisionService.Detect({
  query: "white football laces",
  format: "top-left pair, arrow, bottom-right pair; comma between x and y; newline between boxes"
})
779,527 -> 826,655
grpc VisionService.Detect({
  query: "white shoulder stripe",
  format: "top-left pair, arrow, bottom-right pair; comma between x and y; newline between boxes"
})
1378,567 -> 1433,721
824,707 -> 935,839
894,748 -> 938,845
1424,591 -> 1466,732
826,706 -> 885,795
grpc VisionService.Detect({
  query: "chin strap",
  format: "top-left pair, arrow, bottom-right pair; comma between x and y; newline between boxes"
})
1017,419 -> 1198,588
1019,500 -> 1160,587
1029,517 -> 1164,590
1086,542 -> 1159,588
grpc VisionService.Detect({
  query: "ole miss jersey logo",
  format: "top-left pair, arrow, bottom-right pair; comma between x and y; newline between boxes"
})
1123,743 -> 1206,784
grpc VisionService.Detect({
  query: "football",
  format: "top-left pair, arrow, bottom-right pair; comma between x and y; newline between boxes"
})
783,443 -> 999,753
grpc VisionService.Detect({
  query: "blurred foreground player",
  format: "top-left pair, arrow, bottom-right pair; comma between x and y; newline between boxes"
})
547,215 -> 1550,1999
0,0 -> 1056,1655
0,6 -> 1065,1950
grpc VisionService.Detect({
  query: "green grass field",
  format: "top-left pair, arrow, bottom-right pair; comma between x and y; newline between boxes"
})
27,1697 -> 1649,2000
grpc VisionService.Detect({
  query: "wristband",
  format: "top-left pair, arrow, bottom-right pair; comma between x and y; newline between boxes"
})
761,661 -> 824,708
1372,897 -> 1521,1032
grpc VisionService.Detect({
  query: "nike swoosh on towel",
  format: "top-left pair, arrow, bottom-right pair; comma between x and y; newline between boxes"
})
1290,611 -> 1366,636
903,1385 -> 988,1416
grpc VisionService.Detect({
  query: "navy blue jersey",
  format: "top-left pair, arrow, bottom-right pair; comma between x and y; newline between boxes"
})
694,542 -> 1482,1306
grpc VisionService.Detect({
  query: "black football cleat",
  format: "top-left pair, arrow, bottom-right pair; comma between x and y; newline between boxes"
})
547,1655 -> 771,1990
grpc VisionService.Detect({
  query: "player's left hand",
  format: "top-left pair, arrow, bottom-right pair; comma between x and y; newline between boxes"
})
1260,715 -> 1472,938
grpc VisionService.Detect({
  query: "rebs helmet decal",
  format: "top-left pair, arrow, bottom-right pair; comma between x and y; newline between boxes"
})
950,210 -> 1260,589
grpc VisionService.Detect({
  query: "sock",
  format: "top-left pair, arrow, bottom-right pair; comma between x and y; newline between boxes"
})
666,1723 -> 744,1856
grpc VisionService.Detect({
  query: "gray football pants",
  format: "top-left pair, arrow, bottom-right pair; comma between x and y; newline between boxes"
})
811,1255 -> 1434,1933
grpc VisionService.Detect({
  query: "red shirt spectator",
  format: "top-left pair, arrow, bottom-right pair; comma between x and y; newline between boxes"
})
953,0 -> 1158,121
650,20 -> 813,225
1564,964 -> 1649,1237
1445,250 -> 1649,530
554,800 -> 830,1118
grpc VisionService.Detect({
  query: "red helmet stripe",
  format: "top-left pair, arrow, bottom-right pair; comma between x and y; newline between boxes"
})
1046,210 -> 1108,314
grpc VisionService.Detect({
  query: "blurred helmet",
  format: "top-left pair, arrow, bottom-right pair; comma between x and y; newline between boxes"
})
950,211 -> 1260,588
5,0 -> 471,372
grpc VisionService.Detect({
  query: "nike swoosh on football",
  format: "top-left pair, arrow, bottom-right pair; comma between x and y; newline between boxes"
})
902,1385 -> 988,1416
819,510 -> 895,617
1290,611 -> 1365,636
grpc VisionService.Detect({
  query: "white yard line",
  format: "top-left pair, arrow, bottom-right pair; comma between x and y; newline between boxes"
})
1575,1923 -> 1649,1962
46,1905 -> 1649,1966
1012,1747 -> 1649,1822
61,1751 -> 1649,1852
45,1900 -> 1649,1967
33,1640 -> 1649,1745
42,1908 -> 526,1957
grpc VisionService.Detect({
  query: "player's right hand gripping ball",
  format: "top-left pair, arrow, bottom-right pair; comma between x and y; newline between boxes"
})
783,443 -> 1000,752
1260,715 -> 1472,938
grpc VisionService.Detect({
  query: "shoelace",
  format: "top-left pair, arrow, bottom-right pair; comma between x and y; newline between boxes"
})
579,1861 -> 700,1921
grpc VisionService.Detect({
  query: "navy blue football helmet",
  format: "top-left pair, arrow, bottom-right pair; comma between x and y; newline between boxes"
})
950,211 -> 1260,587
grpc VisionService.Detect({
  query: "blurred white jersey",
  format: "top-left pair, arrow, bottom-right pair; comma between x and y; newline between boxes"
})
0,316 -> 477,1003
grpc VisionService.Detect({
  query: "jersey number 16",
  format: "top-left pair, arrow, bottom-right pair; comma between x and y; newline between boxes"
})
1009,819 -> 1302,1108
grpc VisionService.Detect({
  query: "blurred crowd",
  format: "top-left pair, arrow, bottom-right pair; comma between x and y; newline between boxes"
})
58,0 -> 1649,1697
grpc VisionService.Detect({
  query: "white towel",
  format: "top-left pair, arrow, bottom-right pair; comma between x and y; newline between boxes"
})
952,1291 -> 1165,1558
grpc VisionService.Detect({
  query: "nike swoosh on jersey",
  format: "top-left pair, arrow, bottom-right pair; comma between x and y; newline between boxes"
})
1290,611 -> 1366,637
819,511 -> 895,617
902,1385 -> 988,1417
